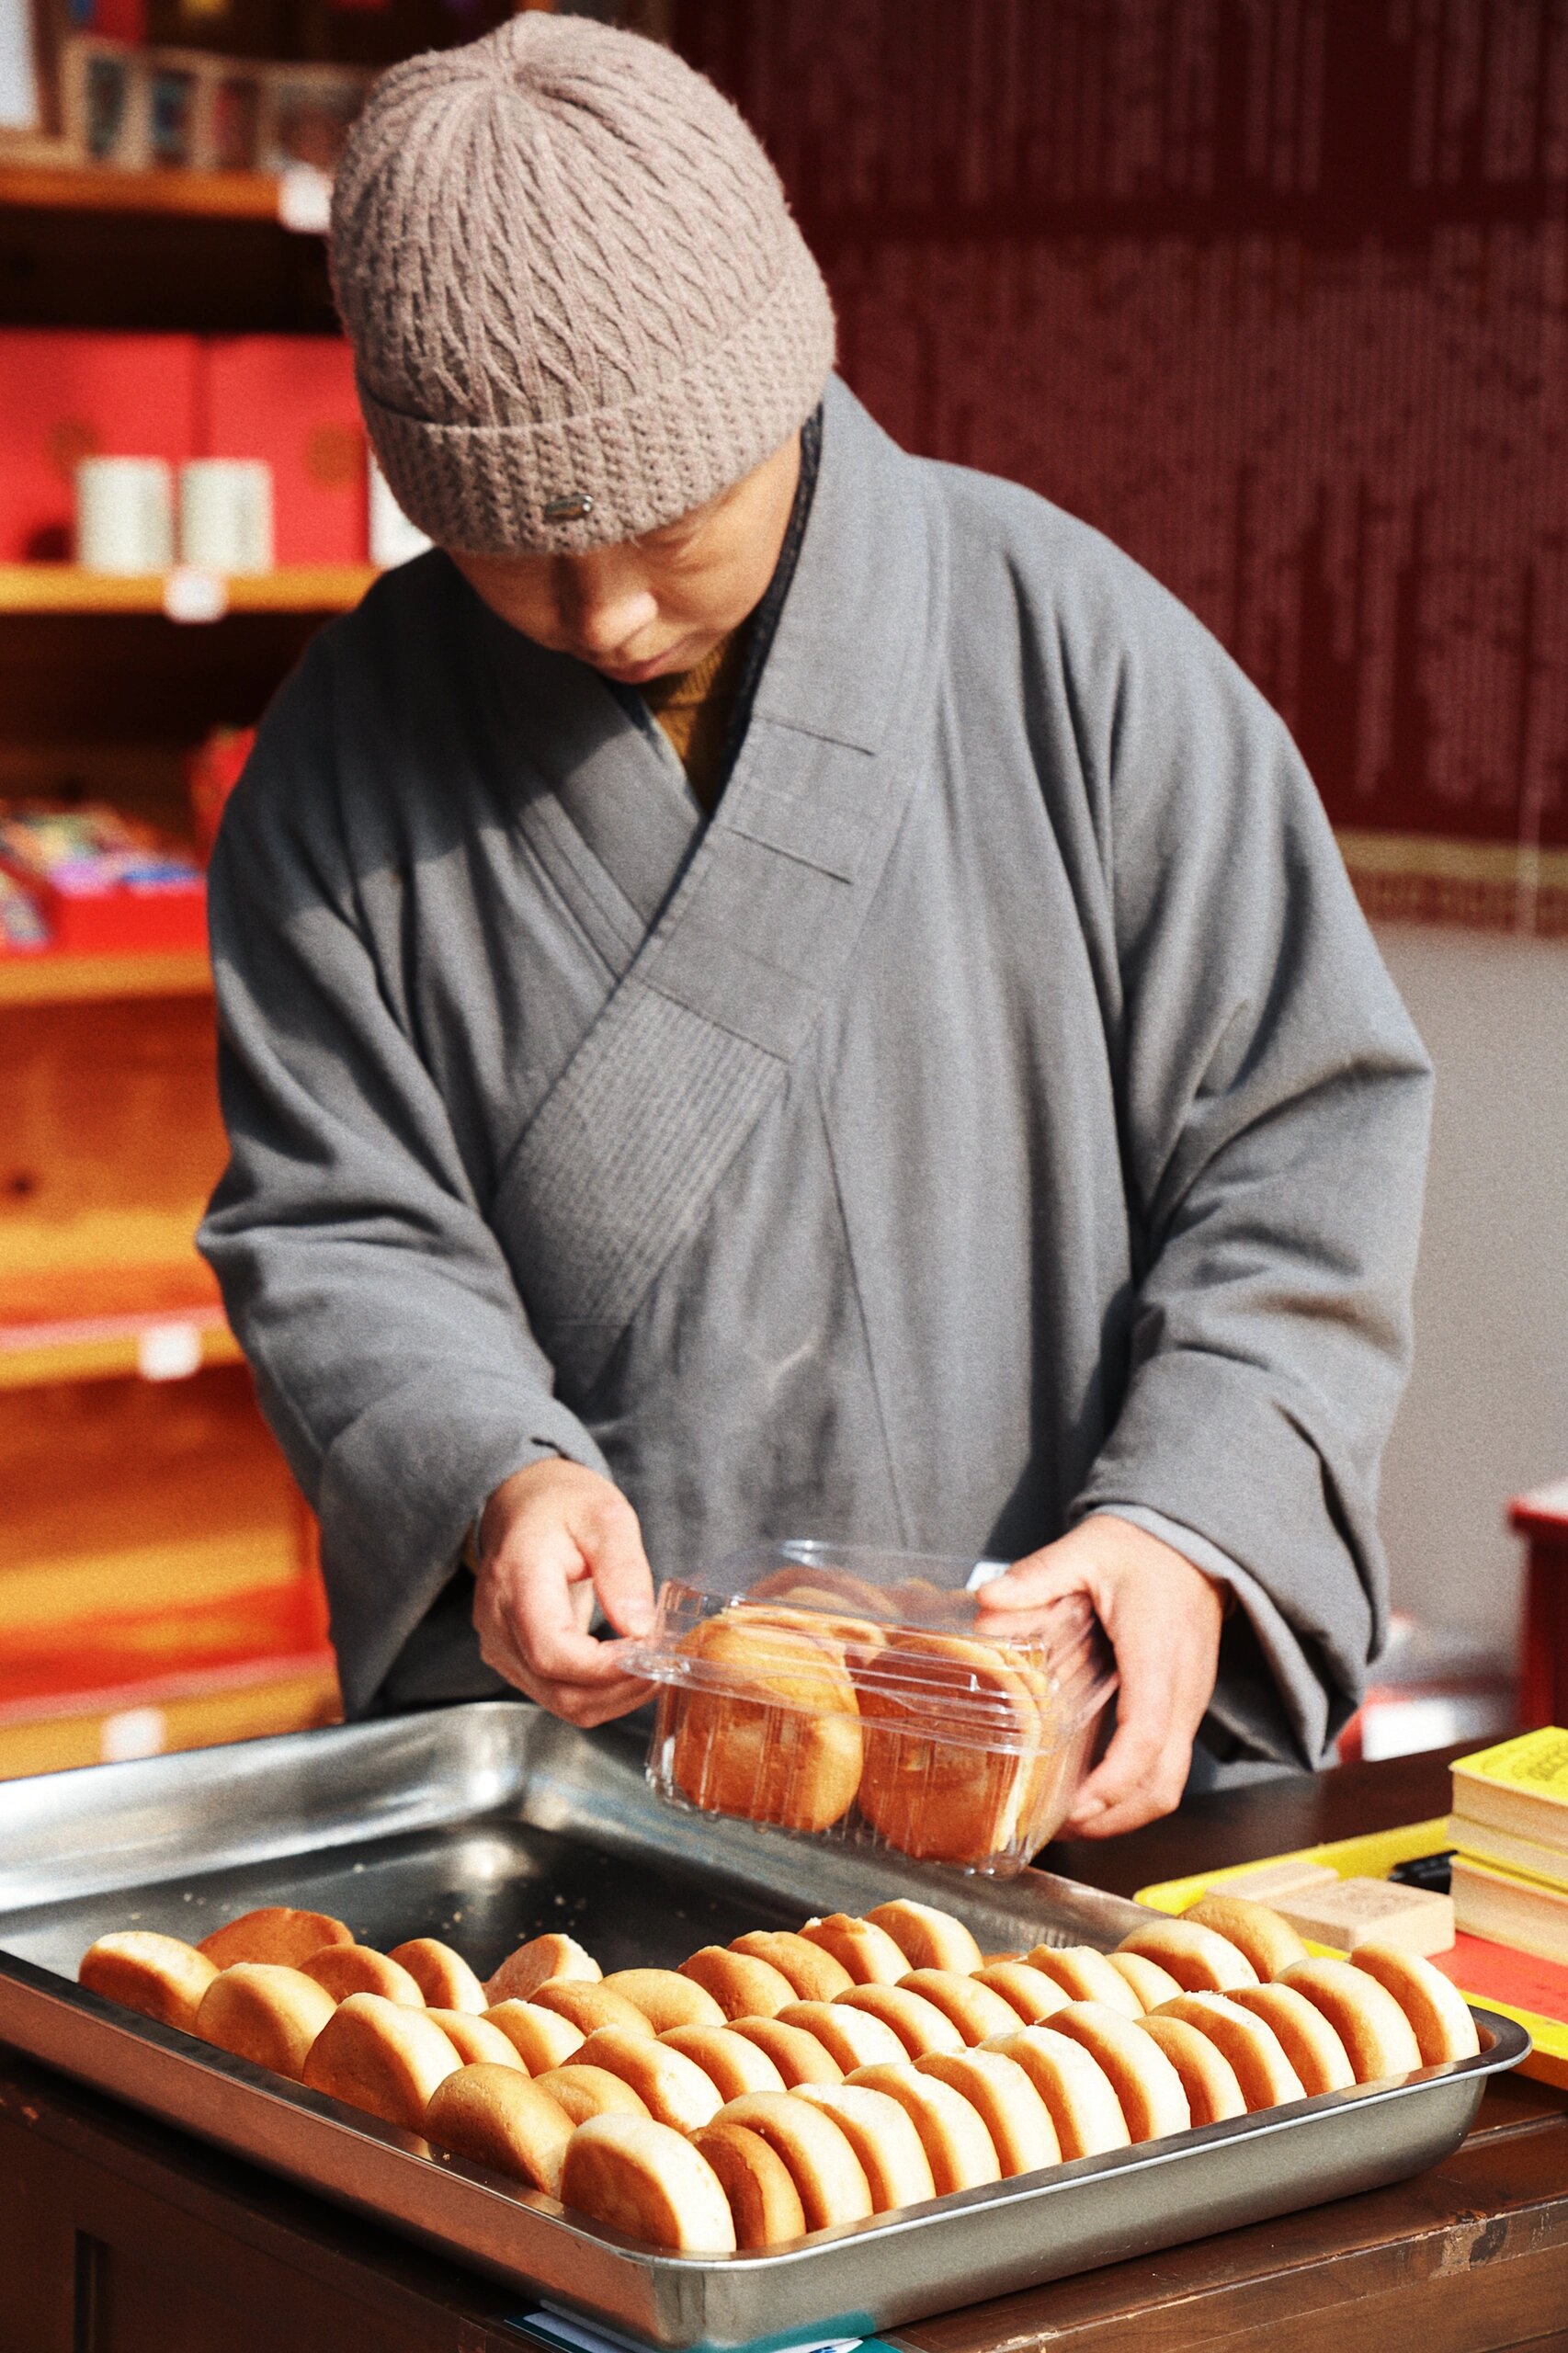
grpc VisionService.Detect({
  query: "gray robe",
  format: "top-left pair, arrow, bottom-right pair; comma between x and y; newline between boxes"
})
200,378 -> 1432,1770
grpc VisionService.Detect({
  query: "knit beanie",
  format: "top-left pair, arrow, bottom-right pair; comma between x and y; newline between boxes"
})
330,15 -> 835,554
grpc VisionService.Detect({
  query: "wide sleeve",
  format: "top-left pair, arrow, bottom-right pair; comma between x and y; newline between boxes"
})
1067,573 -> 1434,1770
198,642 -> 608,1715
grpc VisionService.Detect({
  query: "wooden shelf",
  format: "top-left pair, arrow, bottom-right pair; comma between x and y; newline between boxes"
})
0,946 -> 211,1008
0,161 -> 284,222
0,563 -> 377,616
0,1260 -> 236,1390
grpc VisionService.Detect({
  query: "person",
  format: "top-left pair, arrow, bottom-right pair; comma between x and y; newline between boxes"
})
199,13 -> 1432,1839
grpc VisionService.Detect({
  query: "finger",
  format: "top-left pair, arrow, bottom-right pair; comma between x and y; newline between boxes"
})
973,1534 -> 1098,1617
574,1489 -> 656,1639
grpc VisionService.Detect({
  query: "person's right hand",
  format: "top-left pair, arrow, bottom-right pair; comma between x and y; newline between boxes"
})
472,1459 -> 656,1727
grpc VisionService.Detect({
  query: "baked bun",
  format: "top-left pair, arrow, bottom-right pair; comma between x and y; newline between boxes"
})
1118,1918 -> 1260,1993
1153,1994 -> 1306,2109
678,1946 -> 797,2021
388,1938 -> 488,2014
573,2027 -> 724,2131
483,1999 -> 585,2073
794,2081 -> 938,2210
669,1612 -> 862,1834
1134,2015 -> 1246,2125
425,2009 -> 528,2070
1280,1958 -> 1423,2081
1225,1984 -> 1356,2095
862,1901 -> 984,1974
600,1969 -> 724,2031
972,1961 -> 1073,2024
730,1931 -> 854,2002
981,2028 -> 1131,2159
194,1963 -> 335,2080
1018,1946 -> 1142,2018
659,2024 -> 787,2100
301,1991 -> 460,2131
844,2063 -> 1001,2193
532,2063 -> 652,2123
484,1932 -> 601,2006
561,2115 -> 736,2252
723,2017 -> 844,2086
1046,2003 -> 1191,2142
897,1970 -> 1024,2046
710,2092 -> 873,2230
1103,1951 -> 1185,2013
915,2048 -> 1061,2175
197,1907 -> 354,1971
690,2120 -> 807,2247
528,1980 -> 654,2037
834,1984 -> 966,2058
777,2000 -> 907,2071
424,2063 -> 574,2195
1350,1945 -> 1479,2065
1182,1894 -> 1311,1980
856,1636 -> 1040,1863
301,1944 -> 426,2006
798,1913 -> 912,1984
79,1931 -> 218,2033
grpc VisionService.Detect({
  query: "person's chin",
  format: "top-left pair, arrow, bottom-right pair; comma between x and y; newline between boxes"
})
591,638 -> 707,686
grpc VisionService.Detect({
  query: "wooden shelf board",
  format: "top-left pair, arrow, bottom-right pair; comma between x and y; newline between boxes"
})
0,161 -> 284,222
0,1259 -> 235,1391
0,563 -> 376,615
0,946 -> 212,1006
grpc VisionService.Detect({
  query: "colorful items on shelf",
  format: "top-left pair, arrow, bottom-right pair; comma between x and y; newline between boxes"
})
0,802 -> 206,953
187,723 -> 256,858
61,34 -> 372,175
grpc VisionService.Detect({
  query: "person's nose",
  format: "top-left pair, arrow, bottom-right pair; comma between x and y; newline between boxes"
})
560,550 -> 658,656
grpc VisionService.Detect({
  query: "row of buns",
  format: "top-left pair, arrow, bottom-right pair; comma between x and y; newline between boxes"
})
78,1888 -> 1482,2254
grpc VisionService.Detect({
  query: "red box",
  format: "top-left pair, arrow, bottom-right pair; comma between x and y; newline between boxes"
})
199,336 -> 367,563
0,333 -> 199,563
0,807 -> 206,953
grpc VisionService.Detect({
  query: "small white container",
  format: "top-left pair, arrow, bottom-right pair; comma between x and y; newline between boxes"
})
369,453 -> 433,568
74,457 -> 174,573
177,459 -> 274,574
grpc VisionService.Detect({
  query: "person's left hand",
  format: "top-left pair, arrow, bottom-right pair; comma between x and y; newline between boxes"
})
973,1513 -> 1226,1838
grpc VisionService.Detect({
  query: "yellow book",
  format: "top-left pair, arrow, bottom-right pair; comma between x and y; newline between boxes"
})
1450,1853 -> 1568,1965
1450,1725 -> 1568,1855
1447,1813 -> 1568,1895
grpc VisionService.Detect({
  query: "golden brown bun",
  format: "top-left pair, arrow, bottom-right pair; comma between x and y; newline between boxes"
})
971,1961 -> 1073,2025
980,2028 -> 1131,2160
797,1914 -> 911,1984
531,2063 -> 652,2123
1225,1984 -> 1356,2095
745,1564 -> 896,1620
1103,1951 -> 1185,2013
601,1969 -> 725,2031
844,2062 -> 1001,2193
856,1636 -> 1039,1864
914,2048 -> 1062,2175
1349,1946 -> 1479,2065
484,1933 -> 601,2006
691,2119 -> 809,2246
896,1969 -> 1023,2046
710,2091 -> 873,2230
678,1946 -> 797,2020
659,2024 -> 787,2100
730,1930 -> 854,2002
861,1901 -> 984,1974
834,1984 -> 966,2058
197,1907 -> 354,1971
301,1945 -> 426,2006
194,1963 -> 335,2081
723,2017 -> 844,2087
425,2063 -> 575,2195
794,2081 -> 938,2210
572,2027 -> 724,2131
483,1999 -> 585,2073
776,2000 -> 907,2072
1134,2015 -> 1246,2125
1118,1918 -> 1260,1994
561,2114 -> 737,2252
528,1980 -> 654,2037
425,2009 -> 528,2070
1182,1894 -> 1311,1980
669,1613 -> 862,1834
1153,1994 -> 1307,2109
79,1932 -> 218,2034
1046,2002 -> 1191,2142
301,1991 -> 460,2131
1021,1946 -> 1143,2018
1280,1959 -> 1424,2081
388,1938 -> 488,2014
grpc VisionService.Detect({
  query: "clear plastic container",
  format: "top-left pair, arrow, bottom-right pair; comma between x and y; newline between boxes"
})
625,1540 -> 1118,1879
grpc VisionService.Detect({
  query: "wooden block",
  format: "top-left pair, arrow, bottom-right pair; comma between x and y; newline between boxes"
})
1202,1859 -> 1339,1905
1275,1876 -> 1455,1957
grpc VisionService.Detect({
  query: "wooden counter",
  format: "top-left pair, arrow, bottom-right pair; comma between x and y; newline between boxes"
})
2,1745 -> 1564,2353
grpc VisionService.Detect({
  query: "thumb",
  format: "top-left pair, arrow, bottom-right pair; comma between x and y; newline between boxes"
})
975,1524 -> 1100,1613
579,1491 -> 657,1640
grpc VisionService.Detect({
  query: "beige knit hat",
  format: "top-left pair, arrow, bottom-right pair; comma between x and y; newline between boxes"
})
330,15 -> 835,554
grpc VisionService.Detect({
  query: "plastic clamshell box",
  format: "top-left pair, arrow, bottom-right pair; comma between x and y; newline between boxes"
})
627,1540 -> 1117,1877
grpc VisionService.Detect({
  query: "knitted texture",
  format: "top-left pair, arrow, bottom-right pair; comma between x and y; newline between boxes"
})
330,15 -> 835,553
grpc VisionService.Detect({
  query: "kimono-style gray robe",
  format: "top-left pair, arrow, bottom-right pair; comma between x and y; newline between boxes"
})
200,377 -> 1432,1775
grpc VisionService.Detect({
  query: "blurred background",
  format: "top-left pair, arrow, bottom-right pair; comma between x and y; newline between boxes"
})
1,0 -> 1562,1779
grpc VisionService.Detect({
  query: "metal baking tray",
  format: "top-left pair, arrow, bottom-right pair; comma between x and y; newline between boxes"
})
0,1701 -> 1528,2350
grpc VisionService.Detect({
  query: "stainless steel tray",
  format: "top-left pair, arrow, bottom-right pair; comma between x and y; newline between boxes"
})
0,1701 -> 1528,2349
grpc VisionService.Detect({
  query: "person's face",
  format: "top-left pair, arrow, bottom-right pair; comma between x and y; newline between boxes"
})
449,429 -> 802,686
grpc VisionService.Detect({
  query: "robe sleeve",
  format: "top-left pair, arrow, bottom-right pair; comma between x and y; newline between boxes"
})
198,642 -> 610,1715
1065,572 -> 1434,1770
